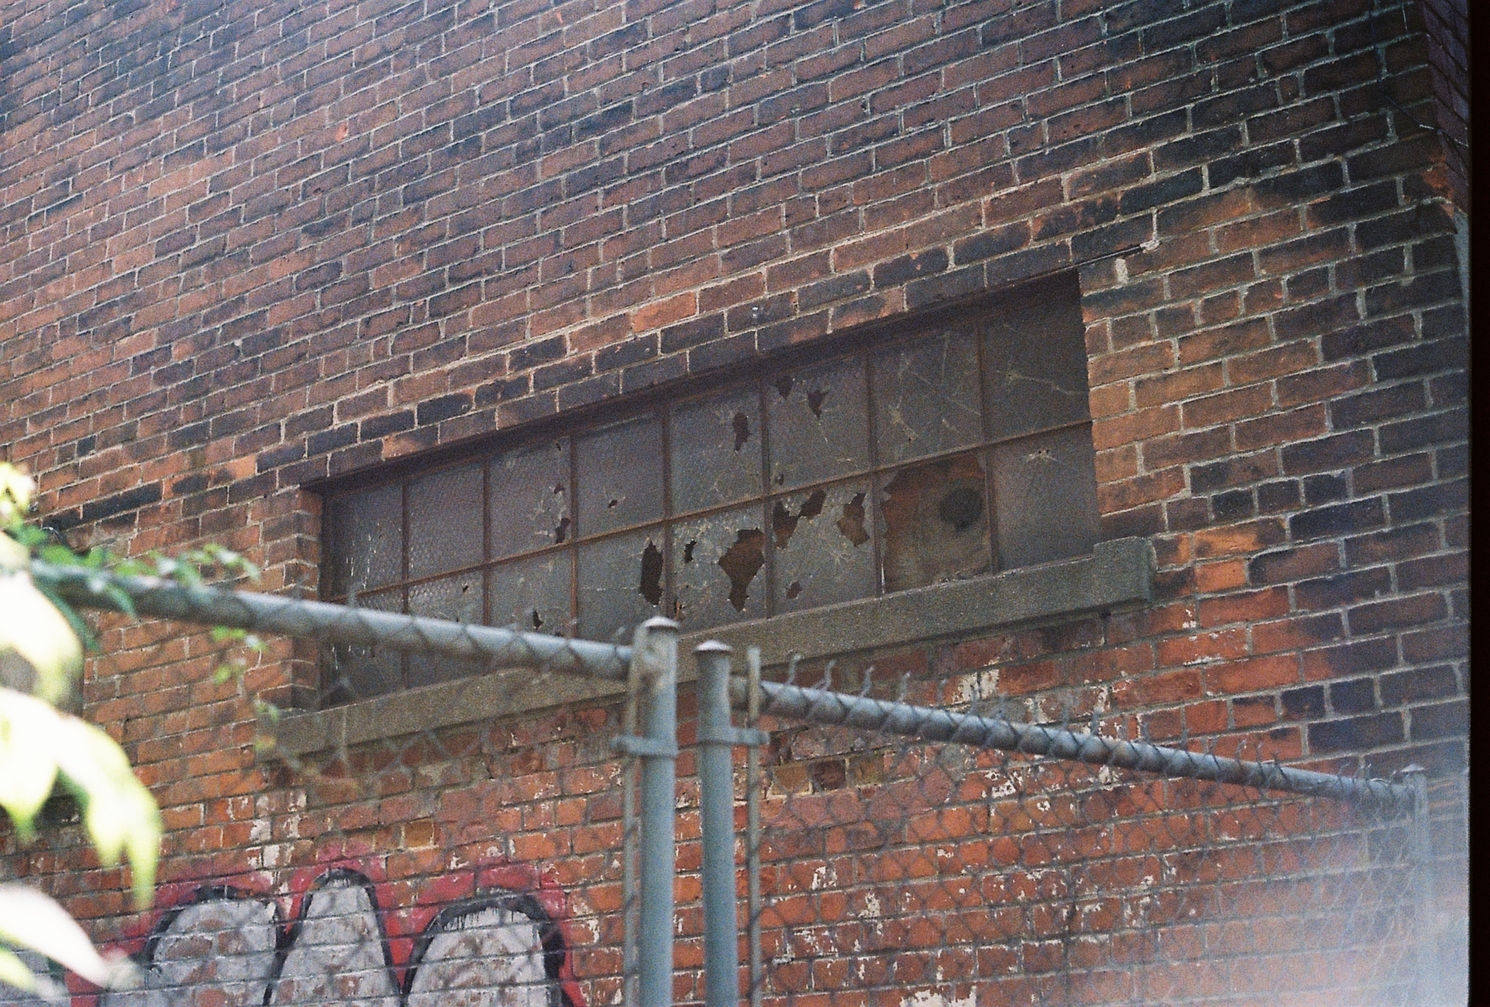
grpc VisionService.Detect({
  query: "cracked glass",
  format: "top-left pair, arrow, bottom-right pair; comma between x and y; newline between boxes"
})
323,588 -> 404,702
767,356 -> 869,491
671,505 -> 768,631
575,415 -> 663,537
321,277 -> 1098,704
879,452 -> 992,592
670,386 -> 763,514
576,527 -> 664,641
407,572 -> 486,686
872,327 -> 982,465
991,426 -> 1099,569
324,482 -> 402,596
489,437 -> 570,559
983,286 -> 1090,439
408,463 -> 483,579
487,552 -> 572,636
772,480 -> 876,613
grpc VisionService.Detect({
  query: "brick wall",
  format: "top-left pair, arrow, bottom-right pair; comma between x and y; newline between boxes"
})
1417,0 -> 1468,213
0,0 -> 1467,998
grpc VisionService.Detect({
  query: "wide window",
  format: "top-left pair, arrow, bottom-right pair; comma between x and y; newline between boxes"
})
319,274 -> 1098,703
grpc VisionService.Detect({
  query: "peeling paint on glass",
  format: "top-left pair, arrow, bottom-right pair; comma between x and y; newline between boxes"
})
772,481 -> 876,613
991,426 -> 1099,569
324,482 -> 402,596
489,438 -> 570,559
984,296 -> 1091,439
408,463 -> 483,579
767,356 -> 869,490
872,328 -> 982,464
575,415 -> 663,537
487,552 -> 572,636
575,527 -> 663,641
879,453 -> 992,592
671,505 -> 767,630
670,387 -> 762,513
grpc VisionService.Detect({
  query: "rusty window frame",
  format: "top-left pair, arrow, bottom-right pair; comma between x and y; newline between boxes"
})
318,275 -> 1097,702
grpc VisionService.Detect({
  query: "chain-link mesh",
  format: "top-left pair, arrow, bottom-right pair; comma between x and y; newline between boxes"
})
27,563 -> 664,1007
20,566 -> 1460,1007
735,679 -> 1435,1007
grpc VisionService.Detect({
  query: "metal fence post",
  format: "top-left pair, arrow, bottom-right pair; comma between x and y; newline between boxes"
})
696,641 -> 767,1007
1403,765 -> 1442,1007
614,617 -> 680,1007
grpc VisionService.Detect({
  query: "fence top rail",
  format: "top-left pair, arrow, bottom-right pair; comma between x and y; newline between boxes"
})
32,560 -> 633,683
733,675 -> 1416,813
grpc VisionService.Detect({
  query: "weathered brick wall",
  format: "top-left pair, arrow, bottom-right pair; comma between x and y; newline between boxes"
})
1417,0 -> 1468,213
0,0 -> 1467,999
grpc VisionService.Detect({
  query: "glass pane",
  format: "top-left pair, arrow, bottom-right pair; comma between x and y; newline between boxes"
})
488,552 -> 573,635
323,483 -> 402,596
490,437 -> 571,559
879,452 -> 992,592
671,505 -> 767,631
575,415 -> 664,537
323,588 -> 404,702
871,328 -> 982,464
772,480 -> 876,614
669,386 -> 763,514
991,425 -> 1099,569
408,463 -> 483,579
983,290 -> 1090,439
766,356 -> 869,491
407,572 -> 486,687
576,527 -> 665,641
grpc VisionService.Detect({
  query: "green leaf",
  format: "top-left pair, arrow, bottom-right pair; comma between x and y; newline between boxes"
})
31,580 -> 98,654
102,583 -> 137,619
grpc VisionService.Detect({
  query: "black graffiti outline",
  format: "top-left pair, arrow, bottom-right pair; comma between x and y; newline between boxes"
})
402,892 -> 574,1007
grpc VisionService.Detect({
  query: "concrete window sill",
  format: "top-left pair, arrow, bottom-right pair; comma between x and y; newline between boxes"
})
272,537 -> 1152,756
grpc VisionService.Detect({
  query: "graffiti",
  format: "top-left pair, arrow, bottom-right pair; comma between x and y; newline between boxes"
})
45,869 -> 578,1007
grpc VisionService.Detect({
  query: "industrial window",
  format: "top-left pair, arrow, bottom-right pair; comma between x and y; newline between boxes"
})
319,273 -> 1098,703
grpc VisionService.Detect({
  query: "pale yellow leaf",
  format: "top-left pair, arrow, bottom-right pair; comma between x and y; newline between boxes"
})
0,574 -> 82,704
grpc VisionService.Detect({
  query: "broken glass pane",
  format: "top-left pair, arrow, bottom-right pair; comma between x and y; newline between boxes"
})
669,386 -> 763,514
408,462 -> 483,579
323,482 -> 402,597
323,587 -> 404,702
766,356 -> 869,491
871,328 -> 982,464
487,552 -> 573,635
983,283 -> 1091,439
671,504 -> 767,631
407,572 -> 486,687
772,480 -> 876,614
879,452 -> 992,592
490,437 -> 571,559
576,527 -> 664,641
575,414 -> 664,537
991,424 -> 1099,569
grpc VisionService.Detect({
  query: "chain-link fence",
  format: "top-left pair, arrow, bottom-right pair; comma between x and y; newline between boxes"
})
740,702 -> 1432,1006
31,565 -> 1461,1007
